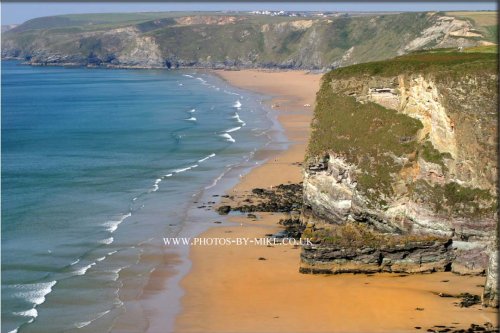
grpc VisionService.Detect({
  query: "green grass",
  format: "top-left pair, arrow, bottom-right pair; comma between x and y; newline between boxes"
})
410,180 -> 496,217
325,50 -> 497,79
420,141 -> 452,169
277,30 -> 306,54
303,222 -> 445,248
307,81 -> 423,204
3,12 -> 497,70
463,45 -> 498,53
307,49 -> 497,209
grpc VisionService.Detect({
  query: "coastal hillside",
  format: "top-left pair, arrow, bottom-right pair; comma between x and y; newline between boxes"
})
300,47 -> 498,307
1,11 -> 496,69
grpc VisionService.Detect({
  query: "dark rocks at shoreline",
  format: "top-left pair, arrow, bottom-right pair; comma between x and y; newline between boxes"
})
235,183 -> 303,213
435,292 -> 482,308
217,205 -> 231,215
425,323 -> 498,333
458,293 -> 481,308
279,217 -> 304,239
215,183 -> 303,216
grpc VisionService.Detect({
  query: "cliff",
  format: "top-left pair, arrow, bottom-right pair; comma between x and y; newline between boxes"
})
1,11 -> 496,70
301,48 -> 498,307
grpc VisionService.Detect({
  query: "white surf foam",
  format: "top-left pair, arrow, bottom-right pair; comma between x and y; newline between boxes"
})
220,133 -> 235,143
74,309 -> 112,329
107,268 -> 123,281
233,100 -> 242,108
225,126 -> 241,133
107,250 -> 117,256
12,281 -> 57,308
70,259 -> 80,266
223,89 -> 240,96
185,117 -> 197,122
198,153 -> 216,163
13,308 -> 38,318
150,178 -> 162,192
103,212 -> 131,233
96,256 -> 106,262
165,173 -> 173,177
183,74 -> 194,78
100,237 -> 113,245
75,321 -> 92,329
232,112 -> 245,125
174,166 -> 191,173
188,108 -> 196,113
205,171 -> 225,190
74,263 -> 96,276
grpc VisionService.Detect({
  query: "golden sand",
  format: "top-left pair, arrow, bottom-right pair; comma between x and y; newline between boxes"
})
174,70 -> 497,332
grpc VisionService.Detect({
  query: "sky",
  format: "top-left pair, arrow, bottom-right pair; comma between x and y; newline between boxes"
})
1,2 -> 497,25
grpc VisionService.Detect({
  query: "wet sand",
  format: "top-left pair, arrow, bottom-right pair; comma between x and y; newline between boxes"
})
174,69 -> 498,332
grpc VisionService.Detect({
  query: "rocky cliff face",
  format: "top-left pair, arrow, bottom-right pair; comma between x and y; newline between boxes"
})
301,50 -> 497,306
2,12 -> 495,70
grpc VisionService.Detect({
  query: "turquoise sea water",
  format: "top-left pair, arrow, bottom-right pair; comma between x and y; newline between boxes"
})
1,61 -> 279,332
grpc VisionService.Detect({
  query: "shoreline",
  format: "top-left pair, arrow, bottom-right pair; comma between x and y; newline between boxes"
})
110,70 -> 290,333
173,69 -> 498,333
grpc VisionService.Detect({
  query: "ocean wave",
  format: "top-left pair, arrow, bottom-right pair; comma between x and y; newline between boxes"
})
75,321 -> 92,329
196,77 -> 208,84
174,166 -> 191,173
233,100 -> 242,108
185,116 -> 197,122
13,308 -> 38,318
223,89 -> 241,96
103,212 -> 131,233
198,153 -> 216,163
205,171 -> 225,190
70,259 -> 80,266
165,173 -> 173,177
150,178 -> 162,192
100,237 -> 114,245
188,108 -> 196,113
225,126 -> 241,133
178,83 -> 183,86
73,262 -> 96,276
74,309 -> 111,329
96,256 -> 106,262
106,267 -> 124,281
12,281 -> 57,308
107,250 -> 117,256
182,74 -> 194,78
220,133 -> 235,143
231,112 -> 245,125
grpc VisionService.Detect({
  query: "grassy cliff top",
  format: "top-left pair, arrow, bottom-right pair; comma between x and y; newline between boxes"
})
324,47 -> 498,80
307,48 -> 497,209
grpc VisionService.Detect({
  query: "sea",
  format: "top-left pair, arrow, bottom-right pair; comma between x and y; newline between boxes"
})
1,61 -> 286,333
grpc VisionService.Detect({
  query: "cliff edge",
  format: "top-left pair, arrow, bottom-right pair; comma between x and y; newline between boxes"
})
301,47 -> 498,307
2,12 -> 496,70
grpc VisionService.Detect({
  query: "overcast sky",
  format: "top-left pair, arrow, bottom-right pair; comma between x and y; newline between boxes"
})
1,2 -> 497,25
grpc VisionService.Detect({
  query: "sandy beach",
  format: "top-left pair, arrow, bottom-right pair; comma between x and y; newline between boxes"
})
174,70 -> 498,332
